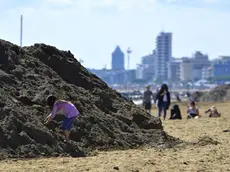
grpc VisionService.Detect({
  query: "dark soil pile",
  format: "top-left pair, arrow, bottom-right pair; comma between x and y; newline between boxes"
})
194,136 -> 219,146
200,84 -> 230,102
190,91 -> 205,102
0,39 -> 179,160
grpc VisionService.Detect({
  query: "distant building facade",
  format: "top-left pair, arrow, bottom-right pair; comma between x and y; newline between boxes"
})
178,51 -> 210,82
141,50 -> 156,65
168,58 -> 181,82
136,50 -> 156,81
191,51 -> 210,81
89,68 -> 136,86
125,69 -> 136,83
202,67 -> 212,80
212,58 -> 230,81
180,57 -> 192,81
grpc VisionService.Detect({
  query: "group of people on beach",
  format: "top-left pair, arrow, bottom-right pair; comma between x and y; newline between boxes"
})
43,84 -> 222,143
142,84 -> 221,120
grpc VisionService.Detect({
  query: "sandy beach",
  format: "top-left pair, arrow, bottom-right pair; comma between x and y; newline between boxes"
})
0,101 -> 229,172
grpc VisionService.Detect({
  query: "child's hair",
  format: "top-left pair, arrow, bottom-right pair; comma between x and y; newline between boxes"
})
190,101 -> 195,106
46,95 -> 57,107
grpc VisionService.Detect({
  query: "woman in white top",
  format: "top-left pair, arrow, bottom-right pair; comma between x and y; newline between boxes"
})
154,84 -> 171,120
187,101 -> 200,119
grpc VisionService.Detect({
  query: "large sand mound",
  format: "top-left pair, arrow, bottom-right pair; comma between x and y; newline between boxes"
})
0,39 -> 178,159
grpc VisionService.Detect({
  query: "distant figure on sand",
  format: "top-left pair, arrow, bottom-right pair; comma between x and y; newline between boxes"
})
155,84 -> 171,120
187,101 -> 200,119
176,94 -> 181,102
44,95 -> 79,142
169,104 -> 182,120
205,106 -> 221,118
143,85 -> 154,114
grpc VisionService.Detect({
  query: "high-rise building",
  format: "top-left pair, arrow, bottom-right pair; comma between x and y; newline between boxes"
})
111,46 -> 125,70
155,32 -> 172,81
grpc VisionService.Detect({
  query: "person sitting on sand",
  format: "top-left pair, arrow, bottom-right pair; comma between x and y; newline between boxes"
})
186,101 -> 200,119
169,104 -> 182,120
44,95 -> 79,142
205,106 -> 221,118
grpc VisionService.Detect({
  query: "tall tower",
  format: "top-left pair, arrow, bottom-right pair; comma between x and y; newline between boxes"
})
20,15 -> 23,47
127,47 -> 132,70
111,46 -> 125,70
155,32 -> 172,81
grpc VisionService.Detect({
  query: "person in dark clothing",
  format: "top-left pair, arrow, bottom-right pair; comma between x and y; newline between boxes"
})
154,84 -> 171,120
176,94 -> 181,102
169,104 -> 182,120
143,85 -> 154,114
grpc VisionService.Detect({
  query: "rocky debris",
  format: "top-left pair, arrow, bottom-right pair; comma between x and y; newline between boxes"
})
223,129 -> 230,132
0,39 -> 179,159
190,91 -> 204,102
194,136 -> 219,146
113,166 -> 119,170
199,84 -> 230,102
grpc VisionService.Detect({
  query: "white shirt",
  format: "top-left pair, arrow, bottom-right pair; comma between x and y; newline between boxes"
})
163,93 -> 167,102
189,106 -> 198,114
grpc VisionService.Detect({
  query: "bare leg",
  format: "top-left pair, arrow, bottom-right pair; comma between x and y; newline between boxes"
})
63,130 -> 71,142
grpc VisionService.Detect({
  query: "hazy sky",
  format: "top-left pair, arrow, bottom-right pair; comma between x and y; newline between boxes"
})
1,0 -> 230,69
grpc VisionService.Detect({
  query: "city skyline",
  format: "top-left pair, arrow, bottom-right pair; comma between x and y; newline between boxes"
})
1,0 -> 230,69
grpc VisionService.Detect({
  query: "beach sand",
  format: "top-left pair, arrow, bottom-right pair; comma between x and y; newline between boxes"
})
0,102 -> 229,172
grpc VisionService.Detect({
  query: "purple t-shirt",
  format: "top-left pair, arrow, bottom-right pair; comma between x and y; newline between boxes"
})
49,101 -> 79,119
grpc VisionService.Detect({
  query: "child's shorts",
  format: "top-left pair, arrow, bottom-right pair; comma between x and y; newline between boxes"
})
61,116 -> 76,131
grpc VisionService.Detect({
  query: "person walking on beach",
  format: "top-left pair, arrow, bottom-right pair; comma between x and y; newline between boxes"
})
143,85 -> 154,114
154,84 -> 171,120
44,95 -> 79,142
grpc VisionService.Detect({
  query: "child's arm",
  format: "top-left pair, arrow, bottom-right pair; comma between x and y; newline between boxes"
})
197,108 -> 200,116
44,102 -> 59,124
44,114 -> 52,124
186,106 -> 190,113
49,102 -> 59,118
205,108 -> 210,113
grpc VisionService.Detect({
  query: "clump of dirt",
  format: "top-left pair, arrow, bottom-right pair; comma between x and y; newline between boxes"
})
200,84 -> 230,102
190,91 -> 204,102
195,136 -> 219,146
0,39 -> 179,159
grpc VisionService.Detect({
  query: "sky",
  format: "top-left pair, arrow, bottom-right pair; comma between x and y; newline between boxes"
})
1,0 -> 230,69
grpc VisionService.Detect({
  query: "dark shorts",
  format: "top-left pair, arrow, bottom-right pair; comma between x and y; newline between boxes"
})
61,116 -> 76,131
144,102 -> 152,110
187,113 -> 198,119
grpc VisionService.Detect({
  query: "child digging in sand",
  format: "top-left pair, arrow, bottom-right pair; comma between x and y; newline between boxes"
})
44,95 -> 79,142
